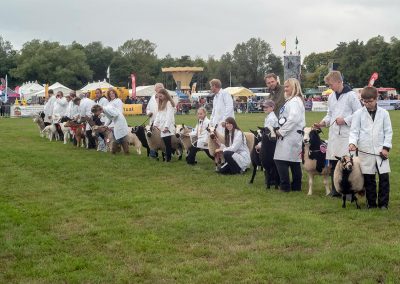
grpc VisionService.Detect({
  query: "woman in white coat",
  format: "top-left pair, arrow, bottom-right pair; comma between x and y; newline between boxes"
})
349,87 -> 392,209
101,104 -> 130,154
215,117 -> 250,174
274,78 -> 305,192
107,88 -> 123,114
154,88 -> 176,162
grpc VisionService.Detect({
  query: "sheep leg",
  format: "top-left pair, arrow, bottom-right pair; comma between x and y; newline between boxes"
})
264,170 -> 270,189
342,195 -> 346,208
249,165 -> 257,184
323,174 -> 330,196
352,195 -> 361,209
307,174 -> 313,195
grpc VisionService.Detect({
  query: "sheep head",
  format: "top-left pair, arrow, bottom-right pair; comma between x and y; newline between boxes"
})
336,155 -> 354,171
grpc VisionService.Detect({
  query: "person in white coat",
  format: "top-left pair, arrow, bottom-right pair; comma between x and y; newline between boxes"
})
73,96 -> 96,149
349,86 -> 392,209
146,83 -> 164,158
52,91 -> 68,123
107,88 -> 123,114
255,100 -> 279,152
154,88 -> 176,162
274,78 -> 305,192
313,71 -> 362,197
209,79 -> 234,134
215,117 -> 250,174
186,107 -> 214,165
94,88 -> 109,107
43,89 -> 56,125
101,104 -> 130,154
66,92 -> 79,120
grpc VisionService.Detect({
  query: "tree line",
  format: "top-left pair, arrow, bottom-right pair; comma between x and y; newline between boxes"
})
1,35 -> 399,91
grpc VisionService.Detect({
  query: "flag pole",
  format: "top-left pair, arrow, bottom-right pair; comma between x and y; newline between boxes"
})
4,74 -> 8,103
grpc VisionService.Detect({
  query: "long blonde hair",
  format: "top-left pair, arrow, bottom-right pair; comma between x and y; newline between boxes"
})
284,78 -> 304,102
157,89 -> 175,111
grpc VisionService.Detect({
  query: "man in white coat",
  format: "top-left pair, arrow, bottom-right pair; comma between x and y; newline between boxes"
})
313,71 -> 362,197
43,89 -> 56,125
52,91 -> 68,123
209,79 -> 234,134
349,86 -> 392,209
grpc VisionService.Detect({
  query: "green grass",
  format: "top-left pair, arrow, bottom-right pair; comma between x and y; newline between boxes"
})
1,112 -> 400,283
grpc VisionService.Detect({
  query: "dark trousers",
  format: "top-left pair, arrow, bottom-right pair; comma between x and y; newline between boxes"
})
162,136 -> 172,162
364,172 -> 390,208
329,159 -> 340,195
186,144 -> 214,164
219,151 -> 241,174
86,130 -> 96,149
274,160 -> 302,192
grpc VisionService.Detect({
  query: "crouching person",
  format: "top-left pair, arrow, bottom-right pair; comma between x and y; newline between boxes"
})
101,105 -> 130,154
186,107 -> 214,165
91,105 -> 107,152
349,86 -> 392,209
215,117 -> 250,174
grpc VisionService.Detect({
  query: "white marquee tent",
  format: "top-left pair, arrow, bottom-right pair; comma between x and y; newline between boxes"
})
33,82 -> 73,97
129,85 -> 178,103
19,82 -> 44,100
80,80 -> 113,92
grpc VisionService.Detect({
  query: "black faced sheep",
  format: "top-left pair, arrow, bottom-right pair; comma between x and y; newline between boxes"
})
333,155 -> 365,209
302,127 -> 330,196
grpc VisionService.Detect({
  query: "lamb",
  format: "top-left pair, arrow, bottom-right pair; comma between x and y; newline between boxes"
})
41,124 -> 59,141
127,127 -> 143,155
175,124 -> 192,154
144,124 -> 183,161
302,127 -> 330,196
334,155 -> 365,209
249,126 -> 280,189
131,125 -> 150,156
33,113 -> 46,137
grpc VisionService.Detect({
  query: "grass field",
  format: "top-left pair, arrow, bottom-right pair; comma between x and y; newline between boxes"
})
1,111 -> 400,283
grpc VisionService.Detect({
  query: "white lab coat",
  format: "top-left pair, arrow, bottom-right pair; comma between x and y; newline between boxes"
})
189,117 -> 210,149
221,130 -> 251,171
96,97 -> 109,107
323,89 -> 362,160
146,95 -> 158,124
154,101 -> 175,138
43,95 -> 56,123
109,98 -> 123,114
210,89 -> 234,133
349,106 -> 392,174
103,105 -> 129,140
79,98 -> 95,131
264,112 -> 279,128
66,101 -> 80,119
274,96 -> 305,162
52,97 -> 68,121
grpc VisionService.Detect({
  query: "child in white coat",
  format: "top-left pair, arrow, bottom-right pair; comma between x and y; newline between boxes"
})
349,86 -> 392,209
154,88 -> 176,162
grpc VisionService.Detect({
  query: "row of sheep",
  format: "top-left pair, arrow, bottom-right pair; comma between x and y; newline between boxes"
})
34,114 -> 364,209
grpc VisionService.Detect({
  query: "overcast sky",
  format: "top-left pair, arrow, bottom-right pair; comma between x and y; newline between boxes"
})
2,0 -> 399,59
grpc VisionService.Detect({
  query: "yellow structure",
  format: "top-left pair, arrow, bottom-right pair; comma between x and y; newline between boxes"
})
161,67 -> 203,91
123,104 -> 143,116
224,87 -> 255,101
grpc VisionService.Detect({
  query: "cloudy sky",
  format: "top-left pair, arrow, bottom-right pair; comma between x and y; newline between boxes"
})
2,0 -> 399,59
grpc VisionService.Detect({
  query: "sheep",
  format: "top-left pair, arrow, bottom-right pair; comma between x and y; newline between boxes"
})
131,125 -> 150,156
334,155 -> 365,209
175,124 -> 192,154
144,124 -> 183,161
41,124 -> 59,141
60,122 -> 71,144
249,126 -> 280,189
127,127 -> 143,155
302,127 -> 330,196
64,121 -> 86,148
33,113 -> 46,137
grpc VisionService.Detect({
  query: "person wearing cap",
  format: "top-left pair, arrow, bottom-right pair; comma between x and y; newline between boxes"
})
255,100 -> 278,152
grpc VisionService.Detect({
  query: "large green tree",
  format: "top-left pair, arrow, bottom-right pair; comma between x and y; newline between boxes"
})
84,42 -> 114,82
0,36 -> 18,86
11,40 -> 92,89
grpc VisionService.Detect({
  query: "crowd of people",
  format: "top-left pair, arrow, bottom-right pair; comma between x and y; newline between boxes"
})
41,71 -> 393,209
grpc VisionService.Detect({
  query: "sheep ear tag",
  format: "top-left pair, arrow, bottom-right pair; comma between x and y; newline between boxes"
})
278,117 -> 287,126
320,143 -> 327,153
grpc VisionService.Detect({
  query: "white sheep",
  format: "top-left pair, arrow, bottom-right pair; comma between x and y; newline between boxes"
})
302,127 -> 330,196
33,113 -> 46,137
333,155 -> 365,209
127,127 -> 143,155
175,124 -> 192,154
41,124 -> 59,141
60,122 -> 71,144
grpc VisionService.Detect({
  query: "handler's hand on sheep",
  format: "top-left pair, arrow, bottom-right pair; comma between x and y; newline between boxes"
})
349,144 -> 357,152
162,127 -> 170,133
312,121 -> 325,129
214,148 -> 223,154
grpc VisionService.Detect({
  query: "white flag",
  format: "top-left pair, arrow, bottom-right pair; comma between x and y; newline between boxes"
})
4,74 -> 8,103
106,66 -> 110,79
